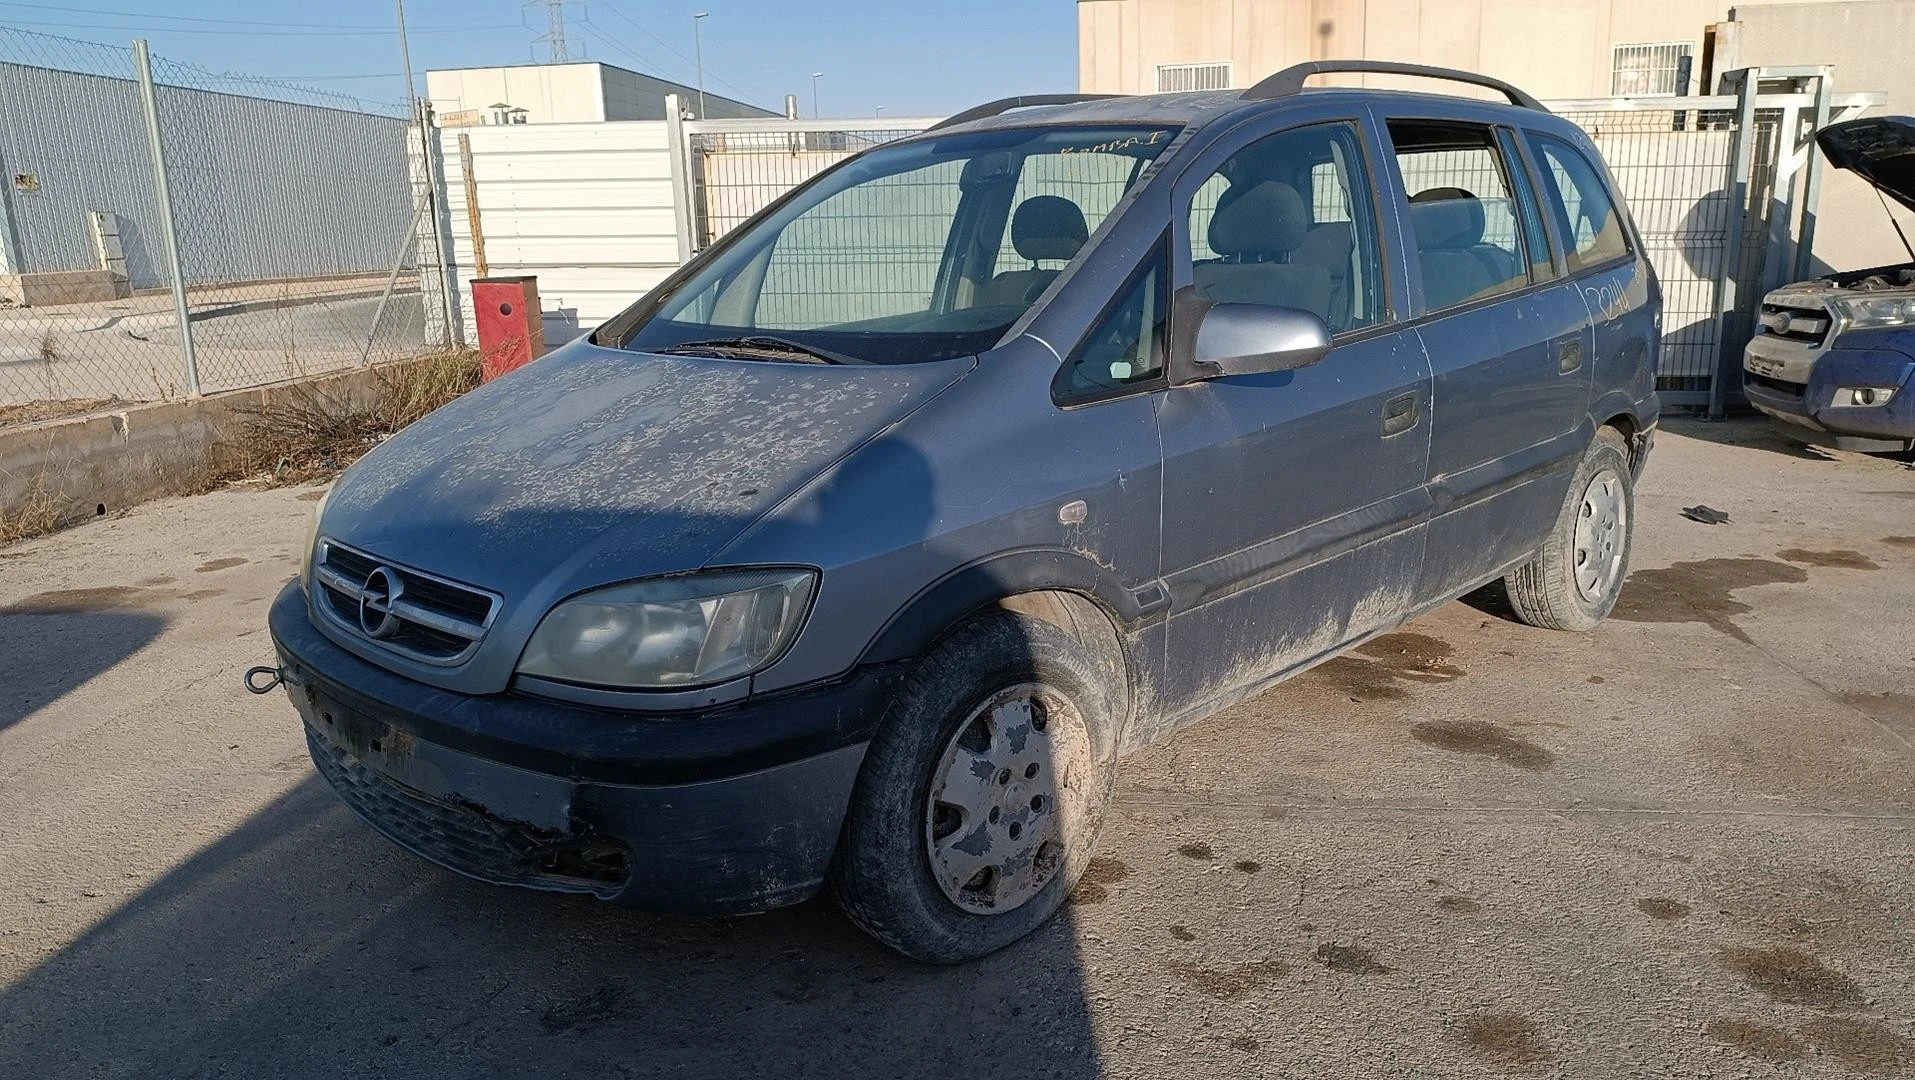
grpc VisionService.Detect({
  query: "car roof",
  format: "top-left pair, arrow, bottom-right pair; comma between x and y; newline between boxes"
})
928,85 -> 1584,142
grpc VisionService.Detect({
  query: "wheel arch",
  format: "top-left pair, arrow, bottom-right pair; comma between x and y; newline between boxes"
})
859,549 -> 1140,722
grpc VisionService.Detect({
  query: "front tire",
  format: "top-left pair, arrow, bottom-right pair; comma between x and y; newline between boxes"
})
1504,427 -> 1635,631
829,612 -> 1118,964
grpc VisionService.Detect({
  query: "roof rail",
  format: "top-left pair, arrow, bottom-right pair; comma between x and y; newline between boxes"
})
1241,61 -> 1545,111
927,93 -> 1123,132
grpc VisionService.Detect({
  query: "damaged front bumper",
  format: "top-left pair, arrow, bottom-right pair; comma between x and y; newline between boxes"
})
267,583 -> 901,914
1744,343 -> 1915,453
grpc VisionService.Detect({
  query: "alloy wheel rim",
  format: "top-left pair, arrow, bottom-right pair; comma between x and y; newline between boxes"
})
1573,468 -> 1628,602
924,683 -> 1091,915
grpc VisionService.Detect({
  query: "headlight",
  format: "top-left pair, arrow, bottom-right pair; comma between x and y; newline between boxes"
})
1831,295 -> 1915,332
516,568 -> 817,689
298,488 -> 330,592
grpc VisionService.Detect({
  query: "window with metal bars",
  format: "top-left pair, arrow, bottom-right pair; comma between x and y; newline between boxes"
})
1610,42 -> 1694,96
1157,62 -> 1232,93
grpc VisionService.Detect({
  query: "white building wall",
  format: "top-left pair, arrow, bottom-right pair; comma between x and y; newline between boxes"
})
427,64 -> 608,124
436,120 -> 680,345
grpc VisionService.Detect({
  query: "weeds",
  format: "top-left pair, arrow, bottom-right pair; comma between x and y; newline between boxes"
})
0,472 -> 64,545
204,348 -> 481,487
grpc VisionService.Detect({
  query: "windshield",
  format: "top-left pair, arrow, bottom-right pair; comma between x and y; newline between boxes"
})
619,124 -> 1180,364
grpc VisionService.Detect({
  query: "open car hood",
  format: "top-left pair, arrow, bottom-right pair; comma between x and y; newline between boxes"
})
1818,115 -> 1915,214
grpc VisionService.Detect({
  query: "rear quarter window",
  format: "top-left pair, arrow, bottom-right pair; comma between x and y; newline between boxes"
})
1525,132 -> 1631,272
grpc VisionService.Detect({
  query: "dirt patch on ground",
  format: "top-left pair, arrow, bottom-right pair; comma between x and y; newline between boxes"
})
1635,897 -> 1691,920
1314,943 -> 1393,975
1176,842 -> 1213,860
194,558 -> 248,573
1882,536 -> 1915,548
1068,856 -> 1132,905
3,586 -> 145,614
1777,548 -> 1879,570
1705,1017 -> 1806,1062
1610,558 -> 1808,644
1300,632 -> 1464,702
1719,946 -> 1865,1009
1437,895 -> 1482,914
1839,691 -> 1915,737
1168,925 -> 1196,942
1801,1017 -> 1915,1073
1170,959 -> 1290,1001
1458,1012 -> 1553,1066
1411,719 -> 1554,770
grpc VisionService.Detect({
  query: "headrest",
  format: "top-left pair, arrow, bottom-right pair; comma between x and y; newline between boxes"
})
1011,195 -> 1089,262
1409,187 -> 1485,249
1294,220 -> 1353,263
1208,181 -> 1309,258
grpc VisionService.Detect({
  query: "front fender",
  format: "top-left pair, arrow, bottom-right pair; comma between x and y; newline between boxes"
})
860,547 -> 1160,666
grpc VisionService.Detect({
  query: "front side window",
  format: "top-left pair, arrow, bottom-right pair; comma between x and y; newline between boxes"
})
1185,121 -> 1385,334
1388,119 -> 1535,312
624,125 -> 1179,365
1055,240 -> 1167,402
1526,133 -> 1631,273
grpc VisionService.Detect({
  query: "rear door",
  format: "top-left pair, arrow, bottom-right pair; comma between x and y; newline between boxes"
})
1379,112 -> 1594,602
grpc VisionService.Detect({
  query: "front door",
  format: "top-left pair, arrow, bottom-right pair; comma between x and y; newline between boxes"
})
1154,113 -> 1432,723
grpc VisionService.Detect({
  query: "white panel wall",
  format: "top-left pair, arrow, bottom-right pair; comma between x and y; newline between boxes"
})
436,119 -> 679,345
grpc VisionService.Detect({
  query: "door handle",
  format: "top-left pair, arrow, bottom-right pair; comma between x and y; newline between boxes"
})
1382,391 -> 1419,437
1557,337 -> 1583,374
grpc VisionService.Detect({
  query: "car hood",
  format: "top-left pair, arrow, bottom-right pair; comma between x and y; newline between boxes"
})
1818,115 -> 1915,214
322,340 -> 974,605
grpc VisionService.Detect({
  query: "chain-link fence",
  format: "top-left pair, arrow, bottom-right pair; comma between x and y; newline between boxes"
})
0,28 -> 436,427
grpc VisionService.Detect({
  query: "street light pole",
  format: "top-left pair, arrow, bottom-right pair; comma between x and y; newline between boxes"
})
875,105 -> 884,118
810,71 -> 823,118
692,12 -> 708,119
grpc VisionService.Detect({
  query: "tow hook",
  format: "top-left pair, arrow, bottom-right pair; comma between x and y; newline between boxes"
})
243,665 -> 287,695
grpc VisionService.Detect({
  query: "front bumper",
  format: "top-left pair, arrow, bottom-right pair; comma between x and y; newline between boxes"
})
1743,343 -> 1915,453
268,582 -> 904,914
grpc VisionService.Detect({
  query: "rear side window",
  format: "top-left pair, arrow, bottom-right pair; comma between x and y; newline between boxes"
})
1525,133 -> 1631,272
1386,119 -> 1534,312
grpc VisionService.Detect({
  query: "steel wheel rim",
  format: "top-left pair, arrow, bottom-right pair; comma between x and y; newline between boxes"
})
924,682 -> 1091,915
1573,467 -> 1628,602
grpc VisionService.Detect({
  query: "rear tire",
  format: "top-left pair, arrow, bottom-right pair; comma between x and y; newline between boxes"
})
829,612 -> 1118,964
1505,427 -> 1635,632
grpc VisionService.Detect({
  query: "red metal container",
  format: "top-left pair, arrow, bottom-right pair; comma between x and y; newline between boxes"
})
472,276 -> 546,381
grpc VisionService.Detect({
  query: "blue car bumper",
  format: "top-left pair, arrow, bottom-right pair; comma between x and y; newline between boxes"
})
1745,345 -> 1915,453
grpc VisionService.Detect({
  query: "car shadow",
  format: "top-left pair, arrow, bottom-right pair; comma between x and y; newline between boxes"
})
0,601 -> 169,734
1659,414 -> 1841,462
0,777 -> 1105,1079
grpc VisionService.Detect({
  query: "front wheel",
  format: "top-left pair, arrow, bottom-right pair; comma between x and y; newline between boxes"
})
1504,427 -> 1636,631
829,612 -> 1118,964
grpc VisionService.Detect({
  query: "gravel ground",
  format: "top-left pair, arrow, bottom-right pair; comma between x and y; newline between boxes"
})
1,418 -> 1911,1079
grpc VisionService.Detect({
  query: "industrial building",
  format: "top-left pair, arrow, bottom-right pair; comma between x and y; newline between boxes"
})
425,61 -> 773,125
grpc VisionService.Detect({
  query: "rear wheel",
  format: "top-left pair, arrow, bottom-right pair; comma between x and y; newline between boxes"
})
830,612 -> 1117,963
1505,427 -> 1635,631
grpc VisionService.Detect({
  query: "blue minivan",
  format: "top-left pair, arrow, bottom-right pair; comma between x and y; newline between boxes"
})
265,62 -> 1660,962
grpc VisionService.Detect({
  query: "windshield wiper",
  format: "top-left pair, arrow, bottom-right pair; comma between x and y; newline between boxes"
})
651,336 -> 856,365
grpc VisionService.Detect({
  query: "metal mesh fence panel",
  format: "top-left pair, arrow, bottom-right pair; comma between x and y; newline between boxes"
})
0,28 -> 432,428
145,51 -> 424,395
1560,107 -> 1755,395
0,31 -> 178,420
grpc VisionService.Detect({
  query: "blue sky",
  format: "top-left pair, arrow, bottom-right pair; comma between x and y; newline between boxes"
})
0,0 -> 1079,117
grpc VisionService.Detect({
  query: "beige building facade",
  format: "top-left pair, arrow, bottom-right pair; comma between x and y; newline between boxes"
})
426,62 -> 771,125
1077,0 -> 1861,101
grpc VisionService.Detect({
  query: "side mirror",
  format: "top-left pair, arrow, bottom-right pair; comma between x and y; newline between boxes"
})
1188,300 -> 1332,378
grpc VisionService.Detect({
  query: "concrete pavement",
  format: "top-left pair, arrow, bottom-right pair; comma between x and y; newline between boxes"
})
0,418 -> 1910,1078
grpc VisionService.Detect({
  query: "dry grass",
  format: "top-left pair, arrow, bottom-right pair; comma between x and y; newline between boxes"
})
204,349 -> 481,488
0,397 -> 125,428
0,472 -> 65,545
